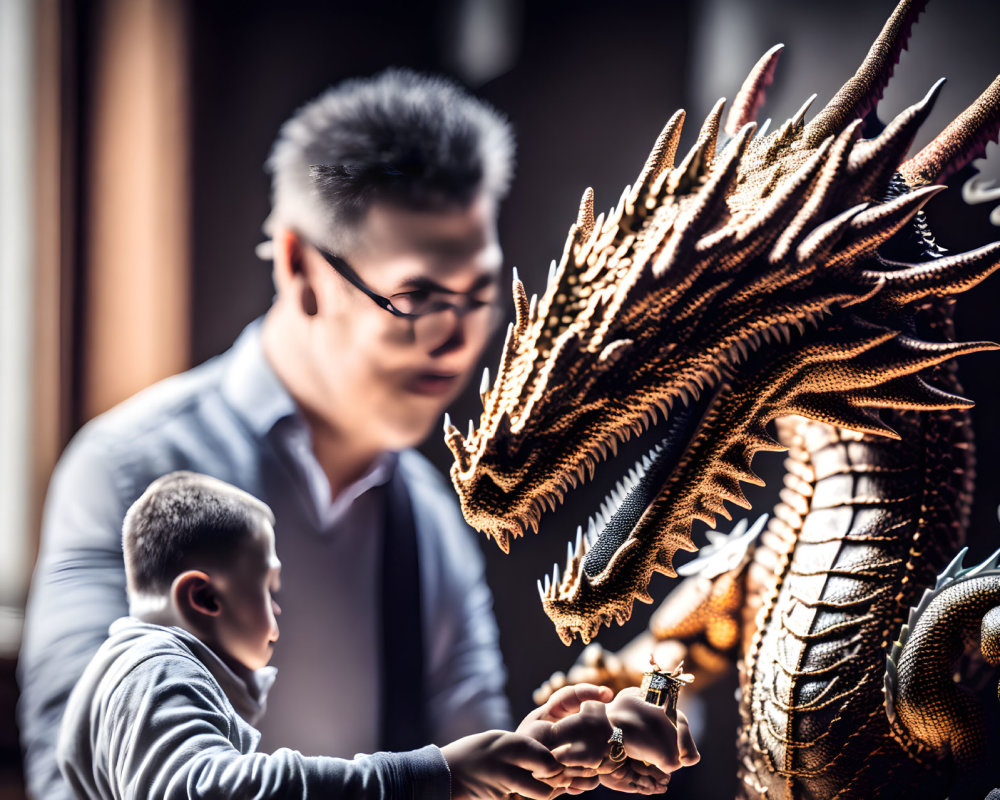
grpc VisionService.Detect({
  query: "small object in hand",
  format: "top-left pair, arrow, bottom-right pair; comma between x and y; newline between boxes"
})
641,655 -> 694,712
608,726 -> 627,762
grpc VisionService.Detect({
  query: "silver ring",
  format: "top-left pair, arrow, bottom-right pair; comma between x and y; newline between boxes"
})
608,726 -> 627,762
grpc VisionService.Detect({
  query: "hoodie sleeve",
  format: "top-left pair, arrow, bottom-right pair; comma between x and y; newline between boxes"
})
92,654 -> 451,800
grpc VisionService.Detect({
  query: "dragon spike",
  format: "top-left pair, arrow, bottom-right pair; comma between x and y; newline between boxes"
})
850,374 -> 974,411
655,122 -> 755,277
785,395 -> 901,439
790,93 -> 818,129
480,367 -> 491,402
672,97 -> 726,195
900,73 -> 1000,187
804,0 -> 927,146
847,78 -> 945,199
771,94 -> 818,149
443,412 -> 470,470
726,43 -> 783,137
770,120 -> 863,264
936,547 -> 969,588
575,187 -> 596,241
705,134 -> 831,259
828,185 -> 946,268
961,546 -> 1000,579
796,202 -> 869,264
864,241 -> 1000,306
512,268 -> 530,335
635,109 -> 686,201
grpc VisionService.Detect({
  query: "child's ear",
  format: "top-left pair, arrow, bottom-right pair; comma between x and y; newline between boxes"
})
173,570 -> 221,619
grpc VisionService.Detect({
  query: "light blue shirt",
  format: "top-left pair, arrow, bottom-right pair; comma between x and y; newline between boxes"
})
19,320 -> 511,800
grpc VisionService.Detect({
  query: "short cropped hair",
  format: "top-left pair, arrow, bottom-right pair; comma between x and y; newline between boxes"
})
263,67 -> 514,252
123,472 -> 275,595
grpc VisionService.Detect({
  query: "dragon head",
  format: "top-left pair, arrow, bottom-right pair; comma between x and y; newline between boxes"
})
446,0 -> 1000,644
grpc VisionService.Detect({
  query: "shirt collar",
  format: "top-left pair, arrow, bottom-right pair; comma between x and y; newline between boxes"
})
220,318 -> 298,438
219,318 -> 398,526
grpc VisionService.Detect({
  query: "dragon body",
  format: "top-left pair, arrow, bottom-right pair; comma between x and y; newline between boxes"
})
446,1 -> 1000,796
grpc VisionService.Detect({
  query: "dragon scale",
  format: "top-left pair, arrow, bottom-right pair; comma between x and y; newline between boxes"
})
739,382 -> 974,798
446,0 -> 1000,796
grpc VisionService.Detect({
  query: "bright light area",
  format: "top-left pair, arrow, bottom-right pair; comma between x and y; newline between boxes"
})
0,0 -> 35,652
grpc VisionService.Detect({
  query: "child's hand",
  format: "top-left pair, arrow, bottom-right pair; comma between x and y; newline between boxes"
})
517,683 -> 613,794
440,729 -> 570,800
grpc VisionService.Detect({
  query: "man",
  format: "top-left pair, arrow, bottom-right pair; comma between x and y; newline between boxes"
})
20,67 -> 514,798
19,68 -> 694,799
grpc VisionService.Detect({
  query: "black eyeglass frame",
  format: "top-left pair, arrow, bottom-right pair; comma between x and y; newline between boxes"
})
307,239 -> 494,320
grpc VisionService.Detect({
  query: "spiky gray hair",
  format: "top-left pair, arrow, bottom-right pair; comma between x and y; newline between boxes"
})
263,67 -> 514,253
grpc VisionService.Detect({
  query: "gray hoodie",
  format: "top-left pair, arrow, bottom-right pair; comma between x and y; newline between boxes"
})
57,617 -> 450,799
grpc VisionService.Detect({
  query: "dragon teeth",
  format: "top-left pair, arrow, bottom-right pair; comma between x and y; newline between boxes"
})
537,579 -> 546,601
543,573 -> 551,594
480,367 -> 490,396
552,562 -> 561,589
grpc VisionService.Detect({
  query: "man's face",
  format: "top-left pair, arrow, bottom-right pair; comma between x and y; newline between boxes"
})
302,192 -> 503,452
212,519 -> 282,672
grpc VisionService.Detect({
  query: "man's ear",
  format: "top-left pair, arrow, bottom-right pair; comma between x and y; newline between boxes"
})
173,570 -> 222,620
272,228 -> 317,316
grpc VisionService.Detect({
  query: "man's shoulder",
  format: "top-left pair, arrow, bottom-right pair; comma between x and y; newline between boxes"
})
56,345 -> 262,503
80,354 -> 230,450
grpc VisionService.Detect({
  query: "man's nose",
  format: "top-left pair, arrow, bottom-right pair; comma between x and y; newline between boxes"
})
426,308 -> 468,357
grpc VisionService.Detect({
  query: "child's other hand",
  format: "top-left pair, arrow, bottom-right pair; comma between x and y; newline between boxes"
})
441,729 -> 570,800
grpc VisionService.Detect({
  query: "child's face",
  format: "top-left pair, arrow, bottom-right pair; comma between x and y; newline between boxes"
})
212,518 -> 282,671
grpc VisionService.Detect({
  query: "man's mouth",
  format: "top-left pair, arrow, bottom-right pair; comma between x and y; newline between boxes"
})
407,372 -> 460,396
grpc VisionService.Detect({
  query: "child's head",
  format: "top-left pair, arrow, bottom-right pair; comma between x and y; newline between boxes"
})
123,471 -> 281,672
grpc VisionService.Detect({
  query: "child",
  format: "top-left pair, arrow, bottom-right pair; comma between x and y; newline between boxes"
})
57,471 -> 690,799
56,472 -> 579,799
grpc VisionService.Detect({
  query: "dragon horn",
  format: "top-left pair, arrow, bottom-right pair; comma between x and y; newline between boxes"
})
725,44 -> 783,137
846,78 -> 945,200
899,74 -> 1000,186
803,0 -> 927,146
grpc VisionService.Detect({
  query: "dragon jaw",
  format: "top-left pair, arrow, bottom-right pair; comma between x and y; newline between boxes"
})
447,0 -> 1000,645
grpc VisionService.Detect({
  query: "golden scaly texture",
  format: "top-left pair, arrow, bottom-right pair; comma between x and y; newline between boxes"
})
447,0 -> 1000,648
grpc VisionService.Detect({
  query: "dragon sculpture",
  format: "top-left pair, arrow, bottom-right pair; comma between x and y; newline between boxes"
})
445,0 -> 1000,797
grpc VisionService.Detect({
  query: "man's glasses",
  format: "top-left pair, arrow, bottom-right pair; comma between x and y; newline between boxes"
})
308,240 -> 496,320
305,238 -> 501,347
